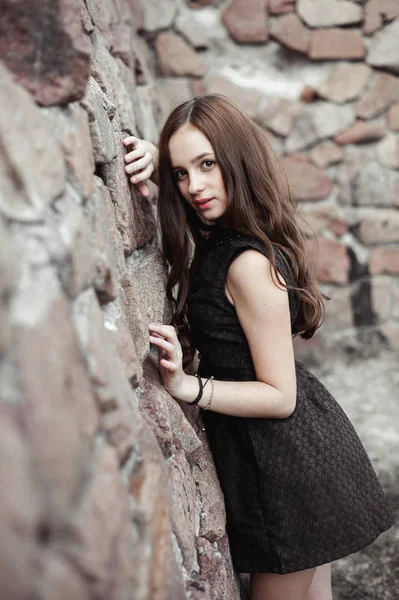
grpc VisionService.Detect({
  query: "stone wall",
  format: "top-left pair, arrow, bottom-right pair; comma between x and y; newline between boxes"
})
0,1 -> 238,599
139,0 -> 399,361
1,2 -> 398,599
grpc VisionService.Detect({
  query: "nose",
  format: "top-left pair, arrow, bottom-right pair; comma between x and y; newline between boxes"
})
188,171 -> 205,196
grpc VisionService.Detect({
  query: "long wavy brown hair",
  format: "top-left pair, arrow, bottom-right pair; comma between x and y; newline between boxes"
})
157,94 -> 325,366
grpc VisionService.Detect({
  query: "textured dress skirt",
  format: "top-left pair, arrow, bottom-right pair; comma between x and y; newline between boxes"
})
187,227 -> 393,574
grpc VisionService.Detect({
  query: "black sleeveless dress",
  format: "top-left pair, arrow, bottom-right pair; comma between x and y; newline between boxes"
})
187,227 -> 392,575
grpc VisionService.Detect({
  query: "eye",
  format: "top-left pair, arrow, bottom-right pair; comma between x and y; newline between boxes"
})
202,159 -> 215,169
174,169 -> 187,181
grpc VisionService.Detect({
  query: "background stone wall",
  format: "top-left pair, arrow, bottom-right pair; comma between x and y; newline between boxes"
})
0,1 -> 238,599
0,1 -> 398,600
138,0 -> 399,362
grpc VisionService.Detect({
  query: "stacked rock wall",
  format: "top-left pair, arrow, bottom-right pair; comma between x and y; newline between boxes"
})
141,0 -> 399,361
0,1 -> 238,599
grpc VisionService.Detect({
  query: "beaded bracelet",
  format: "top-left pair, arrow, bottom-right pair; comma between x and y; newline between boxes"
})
186,373 -> 204,405
201,377 -> 215,411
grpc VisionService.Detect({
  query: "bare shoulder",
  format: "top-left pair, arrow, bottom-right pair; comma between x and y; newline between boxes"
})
227,249 -> 287,295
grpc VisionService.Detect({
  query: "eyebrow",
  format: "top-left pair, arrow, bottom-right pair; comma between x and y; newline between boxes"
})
172,152 -> 214,170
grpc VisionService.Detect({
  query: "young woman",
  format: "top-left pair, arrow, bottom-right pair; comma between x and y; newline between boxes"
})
123,95 -> 392,600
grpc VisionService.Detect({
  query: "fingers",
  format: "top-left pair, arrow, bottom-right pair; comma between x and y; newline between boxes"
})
126,154 -> 153,176
124,146 -> 147,164
136,182 -> 150,197
123,135 -> 139,148
149,335 -> 174,354
149,323 -> 178,342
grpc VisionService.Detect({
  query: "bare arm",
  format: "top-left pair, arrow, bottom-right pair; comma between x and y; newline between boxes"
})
149,250 -> 297,419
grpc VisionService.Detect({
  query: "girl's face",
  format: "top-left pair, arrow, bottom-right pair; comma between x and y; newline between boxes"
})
168,124 -> 228,221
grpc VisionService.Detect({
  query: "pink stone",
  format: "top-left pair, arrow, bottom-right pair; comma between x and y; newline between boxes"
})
191,79 -> 207,97
270,13 -> 309,54
269,0 -> 296,14
370,248 -> 399,275
155,32 -> 207,77
63,445 -> 131,599
355,72 -> 399,120
0,0 -> 91,105
281,155 -> 333,201
14,290 -> 99,516
129,459 -> 172,600
318,63 -> 371,104
334,120 -> 386,145
196,538 -> 228,598
306,237 -> 350,284
0,406 -> 42,599
300,85 -> 316,103
298,0 -> 363,27
166,451 -> 197,572
102,132 -> 156,256
222,0 -> 269,43
0,63 -> 65,222
140,359 -> 174,458
298,206 -> 348,236
309,29 -> 366,60
207,75 -> 263,119
364,0 -> 399,35
386,104 -> 399,131
192,440 -> 226,542
309,141 -> 345,169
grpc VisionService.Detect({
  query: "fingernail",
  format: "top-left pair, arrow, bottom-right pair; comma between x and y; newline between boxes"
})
131,176 -> 137,183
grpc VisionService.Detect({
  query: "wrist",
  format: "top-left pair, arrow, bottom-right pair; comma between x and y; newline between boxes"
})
176,374 -> 199,403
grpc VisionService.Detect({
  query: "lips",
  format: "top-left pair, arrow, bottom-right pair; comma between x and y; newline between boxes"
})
194,198 -> 213,210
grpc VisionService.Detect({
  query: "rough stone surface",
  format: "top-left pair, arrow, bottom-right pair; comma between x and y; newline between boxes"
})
354,161 -> 397,208
367,18 -> 399,74
370,248 -> 399,275
386,104 -> 399,131
309,29 -> 366,60
285,101 -> 354,152
42,104 -> 95,199
221,0 -> 269,43
298,206 -> 348,237
269,0 -> 296,14
155,32 -> 207,77
364,0 -> 399,35
80,77 -> 116,164
1,2 -> 399,599
318,63 -> 371,104
175,15 -> 209,49
355,72 -> 399,120
270,13 -> 309,54
309,141 -> 345,169
306,237 -> 350,284
257,97 -> 303,136
375,135 -> 399,169
298,0 -> 363,28
0,0 -> 91,106
334,120 -> 386,145
281,155 -> 334,201
155,78 -> 193,130
357,210 -> 399,244
140,0 -> 178,31
0,63 -> 65,222
167,450 -> 197,572
206,75 -> 263,119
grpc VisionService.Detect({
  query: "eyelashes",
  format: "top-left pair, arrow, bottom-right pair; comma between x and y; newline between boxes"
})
173,159 -> 217,181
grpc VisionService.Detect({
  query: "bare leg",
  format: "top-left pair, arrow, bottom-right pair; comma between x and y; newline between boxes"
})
250,568 -> 316,600
307,564 -> 333,600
